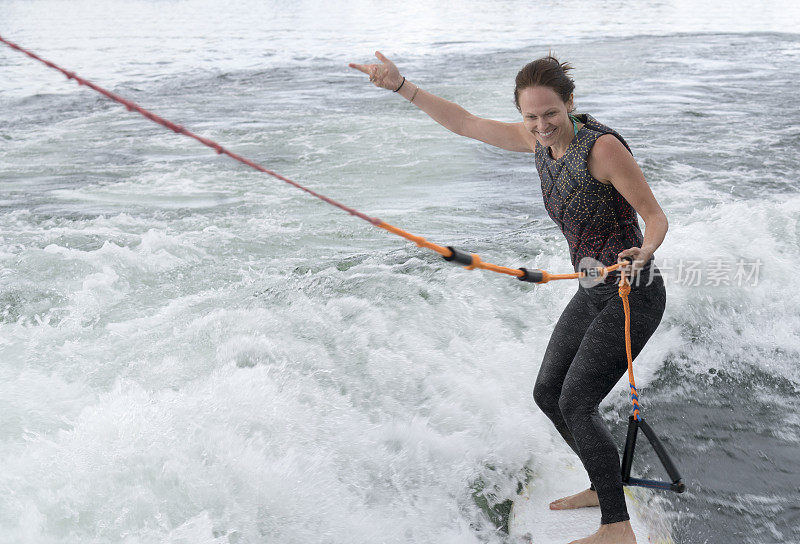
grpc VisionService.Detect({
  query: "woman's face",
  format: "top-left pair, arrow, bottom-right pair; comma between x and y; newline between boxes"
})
518,86 -> 574,147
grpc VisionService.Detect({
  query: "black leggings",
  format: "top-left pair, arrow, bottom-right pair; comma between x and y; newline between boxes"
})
533,265 -> 666,524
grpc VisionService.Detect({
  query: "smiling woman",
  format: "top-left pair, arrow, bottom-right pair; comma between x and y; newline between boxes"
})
350,51 -> 670,544
514,55 -> 578,152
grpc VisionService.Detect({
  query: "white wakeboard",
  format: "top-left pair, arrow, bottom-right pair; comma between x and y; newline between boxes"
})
508,463 -> 673,543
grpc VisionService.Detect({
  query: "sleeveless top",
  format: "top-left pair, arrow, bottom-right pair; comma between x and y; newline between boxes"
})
534,113 -> 645,282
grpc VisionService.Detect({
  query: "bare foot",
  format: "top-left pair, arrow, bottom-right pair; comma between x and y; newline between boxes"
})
549,488 -> 599,510
568,521 -> 637,544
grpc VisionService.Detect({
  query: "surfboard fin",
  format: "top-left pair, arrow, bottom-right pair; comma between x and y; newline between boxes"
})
621,415 -> 685,493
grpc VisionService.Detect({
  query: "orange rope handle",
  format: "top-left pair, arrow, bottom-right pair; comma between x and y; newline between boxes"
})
618,267 -> 640,420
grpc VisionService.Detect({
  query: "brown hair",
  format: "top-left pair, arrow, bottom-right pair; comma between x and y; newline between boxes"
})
514,54 -> 575,112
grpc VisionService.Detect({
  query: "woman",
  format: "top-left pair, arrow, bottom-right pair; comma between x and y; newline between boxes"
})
349,51 -> 667,544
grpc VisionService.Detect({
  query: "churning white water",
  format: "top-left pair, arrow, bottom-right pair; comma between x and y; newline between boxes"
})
2,1 -> 800,542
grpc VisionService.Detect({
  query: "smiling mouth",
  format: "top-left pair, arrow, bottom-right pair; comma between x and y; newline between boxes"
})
538,128 -> 556,138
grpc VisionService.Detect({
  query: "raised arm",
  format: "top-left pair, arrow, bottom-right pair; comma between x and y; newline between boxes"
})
349,51 -> 535,153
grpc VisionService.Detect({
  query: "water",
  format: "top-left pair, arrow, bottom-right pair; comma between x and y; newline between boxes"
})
2,1 -> 800,542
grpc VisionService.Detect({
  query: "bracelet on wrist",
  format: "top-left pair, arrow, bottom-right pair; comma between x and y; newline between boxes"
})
410,84 -> 419,103
393,76 -> 406,93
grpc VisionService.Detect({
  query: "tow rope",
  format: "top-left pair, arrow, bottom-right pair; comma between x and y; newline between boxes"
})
0,35 -> 684,493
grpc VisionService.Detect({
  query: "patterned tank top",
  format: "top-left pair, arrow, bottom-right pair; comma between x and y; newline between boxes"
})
534,113 -> 644,280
